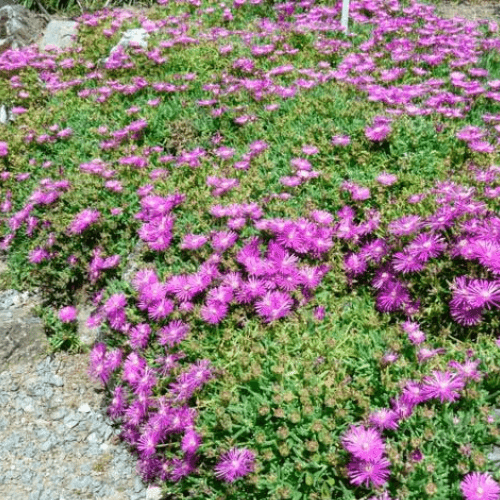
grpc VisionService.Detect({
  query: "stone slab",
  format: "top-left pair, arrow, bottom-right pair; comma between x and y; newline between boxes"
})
37,19 -> 77,51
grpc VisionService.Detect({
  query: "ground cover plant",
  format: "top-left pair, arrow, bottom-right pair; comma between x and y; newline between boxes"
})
1,0 -> 500,498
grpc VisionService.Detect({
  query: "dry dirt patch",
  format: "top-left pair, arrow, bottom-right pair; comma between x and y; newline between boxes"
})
434,0 -> 500,22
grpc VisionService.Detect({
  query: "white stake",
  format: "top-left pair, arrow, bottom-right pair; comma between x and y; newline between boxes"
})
341,0 -> 350,31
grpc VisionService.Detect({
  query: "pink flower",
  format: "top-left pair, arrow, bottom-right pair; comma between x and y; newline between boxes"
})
347,458 -> 391,488
344,253 -> 368,275
402,321 -> 426,345
376,280 -> 410,312
401,381 -> 426,405
450,304 -> 484,326
290,157 -> 312,171
103,293 -> 127,315
368,409 -> 399,431
387,215 -> 422,236
211,231 -> 238,252
407,233 -> 446,262
248,140 -> 268,155
351,186 -> 370,201
331,134 -> 350,146
214,146 -> 235,160
137,430 -> 160,458
158,320 -> 190,347
181,429 -> 202,455
265,103 -> 280,112
391,251 -> 425,274
200,300 -> 228,324
448,359 -> 482,382
460,472 -> 500,500
0,141 -> 8,156
468,141 -> 495,154
361,239 -> 389,263
417,347 -> 445,363
464,279 -> 500,309
456,126 -> 486,142
108,385 -> 126,419
254,291 -> 294,322
68,209 -> 100,234
147,298 -> 174,321
105,180 -> 123,192
302,144 -> 318,155
391,396 -> 415,420
310,210 -> 333,225
129,323 -> 151,350
29,247 -> 50,264
314,306 -> 325,320
214,448 -> 255,483
422,370 -> 465,403
170,457 -> 196,482
376,172 -> 398,186
365,123 -> 391,142
381,351 -> 399,366
132,268 -> 159,291
58,306 -> 77,322
342,425 -> 385,462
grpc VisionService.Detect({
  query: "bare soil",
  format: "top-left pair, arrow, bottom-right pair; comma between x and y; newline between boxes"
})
434,0 -> 500,22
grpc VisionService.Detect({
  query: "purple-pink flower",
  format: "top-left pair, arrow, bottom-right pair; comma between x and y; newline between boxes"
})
68,209 -> 100,234
347,458 -> 391,488
58,305 -> 77,323
214,448 -> 255,483
421,370 -> 465,403
460,472 -> 500,500
0,141 -> 8,156
365,123 -> 391,142
376,172 -> 398,186
342,425 -> 385,463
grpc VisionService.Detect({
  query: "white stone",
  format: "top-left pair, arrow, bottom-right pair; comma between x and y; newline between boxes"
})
0,105 -> 10,125
38,20 -> 77,51
489,445 -> 500,464
112,28 -> 149,51
78,403 -> 91,413
103,28 -> 149,65
146,486 -> 162,500
77,306 -> 101,346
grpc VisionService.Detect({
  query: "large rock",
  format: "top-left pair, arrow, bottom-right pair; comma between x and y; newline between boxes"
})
489,445 -> 500,465
103,28 -> 149,65
37,19 -> 77,51
0,104 -> 11,125
112,28 -> 149,51
0,289 -> 47,371
0,2 -> 47,53
76,305 -> 103,347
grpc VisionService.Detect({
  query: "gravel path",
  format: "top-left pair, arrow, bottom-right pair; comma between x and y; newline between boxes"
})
0,288 -> 162,500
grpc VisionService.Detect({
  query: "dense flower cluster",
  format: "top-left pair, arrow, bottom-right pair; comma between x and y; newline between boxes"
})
79,193 -> 333,483
136,193 -> 184,252
337,167 -> 500,327
67,208 -> 101,235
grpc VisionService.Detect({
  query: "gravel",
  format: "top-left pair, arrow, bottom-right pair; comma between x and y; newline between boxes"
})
0,353 -> 162,500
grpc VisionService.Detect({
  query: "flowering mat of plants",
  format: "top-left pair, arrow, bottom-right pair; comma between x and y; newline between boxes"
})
1,0 -> 500,498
